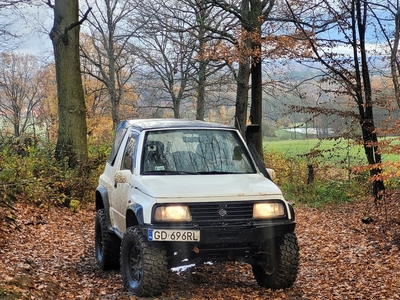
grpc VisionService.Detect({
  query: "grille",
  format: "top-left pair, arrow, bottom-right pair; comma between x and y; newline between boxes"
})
189,202 -> 254,225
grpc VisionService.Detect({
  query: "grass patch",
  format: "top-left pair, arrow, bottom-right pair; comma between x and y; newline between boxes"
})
264,137 -> 400,164
264,138 -> 366,165
282,179 -> 368,208
273,129 -> 310,140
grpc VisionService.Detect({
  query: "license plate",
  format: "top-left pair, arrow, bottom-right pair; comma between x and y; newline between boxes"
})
148,229 -> 200,242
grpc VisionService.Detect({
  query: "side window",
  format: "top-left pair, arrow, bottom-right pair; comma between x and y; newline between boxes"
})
121,132 -> 138,172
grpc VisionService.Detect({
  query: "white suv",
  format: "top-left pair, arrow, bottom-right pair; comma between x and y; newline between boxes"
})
95,119 -> 299,296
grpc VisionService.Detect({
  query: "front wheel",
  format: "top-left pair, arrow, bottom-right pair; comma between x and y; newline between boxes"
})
120,226 -> 167,296
252,232 -> 299,289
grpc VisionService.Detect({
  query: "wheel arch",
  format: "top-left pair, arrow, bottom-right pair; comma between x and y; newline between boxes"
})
287,202 -> 295,221
95,186 -> 111,222
126,203 -> 144,228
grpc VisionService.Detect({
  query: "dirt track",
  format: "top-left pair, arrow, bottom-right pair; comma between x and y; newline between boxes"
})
1,198 -> 399,299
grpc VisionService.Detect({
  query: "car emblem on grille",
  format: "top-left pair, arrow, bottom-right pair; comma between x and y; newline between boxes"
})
218,208 -> 227,217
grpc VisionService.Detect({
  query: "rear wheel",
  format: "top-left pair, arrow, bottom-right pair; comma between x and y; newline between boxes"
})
95,209 -> 120,270
120,226 -> 167,296
252,232 -> 299,289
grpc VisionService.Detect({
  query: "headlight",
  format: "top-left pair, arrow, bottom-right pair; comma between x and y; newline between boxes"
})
154,206 -> 192,222
253,203 -> 285,219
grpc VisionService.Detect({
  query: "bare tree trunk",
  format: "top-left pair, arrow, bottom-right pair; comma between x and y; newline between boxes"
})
195,0 -> 207,121
108,42 -> 119,129
354,0 -> 384,200
369,2 -> 400,109
249,0 -> 263,157
250,59 -> 263,157
234,58 -> 250,136
239,0 -> 274,156
234,0 -> 250,137
196,60 -> 206,120
49,0 -> 88,167
391,6 -> 400,108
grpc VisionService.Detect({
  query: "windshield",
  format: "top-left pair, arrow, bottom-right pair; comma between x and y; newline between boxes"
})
141,129 -> 256,175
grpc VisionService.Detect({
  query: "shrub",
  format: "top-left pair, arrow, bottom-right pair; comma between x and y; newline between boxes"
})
0,137 -> 108,209
263,148 -> 370,207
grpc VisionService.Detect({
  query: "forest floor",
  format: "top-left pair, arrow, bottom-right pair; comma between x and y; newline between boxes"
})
1,194 -> 400,300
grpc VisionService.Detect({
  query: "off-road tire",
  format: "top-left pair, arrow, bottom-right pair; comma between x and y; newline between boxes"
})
252,232 -> 299,289
120,226 -> 168,296
95,209 -> 121,270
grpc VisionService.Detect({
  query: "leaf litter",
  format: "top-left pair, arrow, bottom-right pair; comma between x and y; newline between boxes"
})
1,193 -> 399,299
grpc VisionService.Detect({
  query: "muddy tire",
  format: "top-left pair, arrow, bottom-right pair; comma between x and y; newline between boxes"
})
95,209 -> 121,270
252,232 -> 299,289
120,226 -> 167,296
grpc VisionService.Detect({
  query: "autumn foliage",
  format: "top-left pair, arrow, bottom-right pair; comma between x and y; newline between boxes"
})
2,0 -> 400,297
1,194 -> 399,299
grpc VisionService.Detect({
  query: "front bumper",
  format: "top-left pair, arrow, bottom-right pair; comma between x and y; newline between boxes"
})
198,222 -> 295,244
143,221 -> 295,245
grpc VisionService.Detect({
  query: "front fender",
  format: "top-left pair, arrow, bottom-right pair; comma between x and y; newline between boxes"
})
95,185 -> 111,223
126,203 -> 144,228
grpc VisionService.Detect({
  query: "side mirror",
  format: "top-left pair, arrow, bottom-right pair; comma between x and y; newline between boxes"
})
266,168 -> 276,181
245,124 -> 259,141
114,169 -> 132,184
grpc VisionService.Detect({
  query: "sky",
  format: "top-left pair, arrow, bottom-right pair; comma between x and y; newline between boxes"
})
0,3 -> 53,57
2,1 -> 393,64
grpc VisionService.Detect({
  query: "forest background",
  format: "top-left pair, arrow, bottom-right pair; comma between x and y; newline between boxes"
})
1,0 -> 400,263
1,0 -> 400,298
2,0 -> 400,216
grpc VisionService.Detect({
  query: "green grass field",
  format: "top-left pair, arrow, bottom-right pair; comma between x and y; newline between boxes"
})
263,138 -> 364,164
260,133 -> 400,206
264,136 -> 400,165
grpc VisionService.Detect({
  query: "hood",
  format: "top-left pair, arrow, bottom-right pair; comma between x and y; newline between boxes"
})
134,173 -> 283,201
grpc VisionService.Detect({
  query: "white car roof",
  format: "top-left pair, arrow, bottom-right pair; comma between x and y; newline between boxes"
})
118,119 -> 233,131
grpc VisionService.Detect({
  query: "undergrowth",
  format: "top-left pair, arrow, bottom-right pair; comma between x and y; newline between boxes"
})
0,135 -> 397,216
0,137 -> 108,212
264,149 -> 371,207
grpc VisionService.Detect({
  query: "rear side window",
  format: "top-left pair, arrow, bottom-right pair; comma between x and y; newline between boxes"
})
121,132 -> 139,172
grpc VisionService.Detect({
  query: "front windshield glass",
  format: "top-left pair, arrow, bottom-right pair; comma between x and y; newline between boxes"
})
141,129 -> 256,175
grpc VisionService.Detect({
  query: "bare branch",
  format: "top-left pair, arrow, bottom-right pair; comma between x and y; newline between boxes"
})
62,6 -> 92,44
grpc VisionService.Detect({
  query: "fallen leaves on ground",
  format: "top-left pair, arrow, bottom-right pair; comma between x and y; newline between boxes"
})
1,194 -> 400,300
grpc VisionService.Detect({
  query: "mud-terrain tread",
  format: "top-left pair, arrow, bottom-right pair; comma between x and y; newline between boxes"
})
253,232 -> 299,289
95,209 -> 120,270
120,226 -> 167,297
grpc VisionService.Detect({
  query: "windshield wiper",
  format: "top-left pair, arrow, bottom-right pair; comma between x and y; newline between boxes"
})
143,170 -> 199,175
196,171 -> 239,175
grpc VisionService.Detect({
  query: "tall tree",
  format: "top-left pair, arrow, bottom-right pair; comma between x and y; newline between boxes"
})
36,63 -> 58,143
194,0 -> 208,120
173,0 -> 235,121
369,1 -> 400,109
283,0 -> 385,200
46,0 -> 89,167
233,0 -> 251,136
127,0 -> 235,120
128,0 -> 198,119
0,53 -> 44,138
209,0 -> 276,156
81,0 -> 137,130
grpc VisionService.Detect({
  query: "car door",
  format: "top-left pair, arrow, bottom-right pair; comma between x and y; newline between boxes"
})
110,130 -> 139,233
